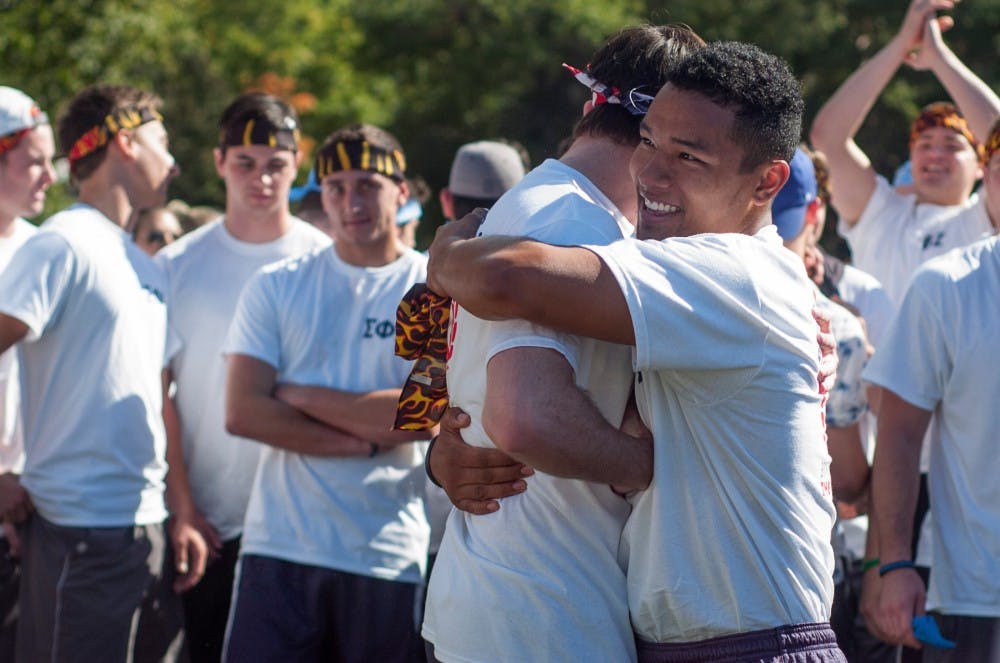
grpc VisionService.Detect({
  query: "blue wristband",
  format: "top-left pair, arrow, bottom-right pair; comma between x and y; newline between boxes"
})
878,560 -> 916,577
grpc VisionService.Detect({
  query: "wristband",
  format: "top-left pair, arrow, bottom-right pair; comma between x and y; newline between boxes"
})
425,435 -> 443,488
369,442 -> 379,458
878,560 -> 916,577
861,557 -> 881,573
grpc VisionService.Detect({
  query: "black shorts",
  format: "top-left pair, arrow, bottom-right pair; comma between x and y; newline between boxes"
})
636,622 -> 846,663
223,553 -> 424,663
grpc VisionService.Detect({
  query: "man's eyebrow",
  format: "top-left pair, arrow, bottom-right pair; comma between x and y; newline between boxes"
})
668,135 -> 707,151
639,119 -> 651,135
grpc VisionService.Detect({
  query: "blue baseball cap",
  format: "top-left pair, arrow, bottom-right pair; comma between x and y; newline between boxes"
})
772,147 -> 817,241
289,168 -> 321,203
396,198 -> 422,226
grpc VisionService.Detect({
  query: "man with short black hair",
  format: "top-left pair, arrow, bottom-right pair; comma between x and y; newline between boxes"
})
223,123 -> 431,662
422,25 -> 705,663
156,92 -> 331,662
0,83 -> 188,663
427,42 -> 843,661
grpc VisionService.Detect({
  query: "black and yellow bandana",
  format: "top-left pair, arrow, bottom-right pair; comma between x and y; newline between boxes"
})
315,139 -> 406,181
220,115 -> 299,152
67,107 -> 163,167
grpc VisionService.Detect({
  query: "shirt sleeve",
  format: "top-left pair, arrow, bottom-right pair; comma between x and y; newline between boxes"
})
862,268 -> 947,411
222,269 -> 282,370
0,232 -> 76,342
824,306 -> 870,428
590,236 -> 767,376
837,176 -> 909,269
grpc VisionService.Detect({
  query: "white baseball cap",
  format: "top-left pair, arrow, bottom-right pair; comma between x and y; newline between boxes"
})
0,86 -> 49,139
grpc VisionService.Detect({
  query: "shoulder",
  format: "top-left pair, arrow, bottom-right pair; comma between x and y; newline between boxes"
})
157,218 -> 221,263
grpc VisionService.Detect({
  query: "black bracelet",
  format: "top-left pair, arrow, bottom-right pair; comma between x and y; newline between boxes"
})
368,442 -> 379,458
425,435 -> 443,488
878,560 -> 916,577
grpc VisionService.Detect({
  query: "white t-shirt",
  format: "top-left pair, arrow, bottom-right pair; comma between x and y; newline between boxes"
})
424,159 -> 638,663
834,262 -> 895,348
156,217 -> 330,540
839,176 -> 989,304
863,235 -> 1000,617
592,226 -> 836,643
0,218 -> 36,473
224,246 -> 430,583
0,205 -> 169,527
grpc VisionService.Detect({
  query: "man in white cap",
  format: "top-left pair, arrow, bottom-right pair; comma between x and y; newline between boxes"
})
0,83 -> 189,663
0,84 -> 55,661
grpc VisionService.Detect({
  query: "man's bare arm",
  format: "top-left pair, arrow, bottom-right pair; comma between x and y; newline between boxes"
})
810,0 -> 956,224
0,313 -> 28,357
161,368 -> 210,593
869,388 -> 933,649
225,354 -> 371,457
274,384 -> 432,447
483,347 -> 652,492
428,215 -> 634,345
827,423 -> 870,504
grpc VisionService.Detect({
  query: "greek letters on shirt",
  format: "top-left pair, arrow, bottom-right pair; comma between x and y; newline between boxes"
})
922,231 -> 946,251
363,317 -> 395,339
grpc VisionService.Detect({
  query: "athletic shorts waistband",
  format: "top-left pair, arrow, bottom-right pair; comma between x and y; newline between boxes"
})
636,622 -> 845,663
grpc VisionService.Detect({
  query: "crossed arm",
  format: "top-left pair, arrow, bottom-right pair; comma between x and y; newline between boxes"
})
225,354 -> 425,455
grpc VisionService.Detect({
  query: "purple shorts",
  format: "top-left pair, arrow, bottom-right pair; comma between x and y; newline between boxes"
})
637,622 -> 847,663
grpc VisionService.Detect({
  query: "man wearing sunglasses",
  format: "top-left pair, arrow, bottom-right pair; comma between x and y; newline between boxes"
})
421,25 -> 705,663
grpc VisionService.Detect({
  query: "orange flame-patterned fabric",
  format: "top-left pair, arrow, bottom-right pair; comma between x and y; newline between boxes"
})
393,284 -> 450,431
909,102 -> 984,162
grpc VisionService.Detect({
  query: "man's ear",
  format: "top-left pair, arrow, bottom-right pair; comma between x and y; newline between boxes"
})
439,188 -> 454,220
111,130 -> 137,161
213,147 -> 226,178
396,179 -> 410,207
753,160 -> 790,206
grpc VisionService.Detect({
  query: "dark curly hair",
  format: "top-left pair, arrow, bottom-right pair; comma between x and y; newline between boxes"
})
571,24 -> 705,147
665,41 -> 803,171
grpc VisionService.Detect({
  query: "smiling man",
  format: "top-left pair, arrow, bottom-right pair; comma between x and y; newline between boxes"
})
0,84 -> 187,662
222,123 -> 431,662
426,42 -> 842,661
810,0 -> 1000,304
155,93 -> 331,662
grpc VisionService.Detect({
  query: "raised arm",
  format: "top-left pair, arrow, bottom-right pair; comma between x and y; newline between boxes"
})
225,354 -> 372,457
483,347 -> 651,493
427,211 -> 634,345
273,384 -> 432,447
810,0 -> 956,224
912,17 -> 1000,142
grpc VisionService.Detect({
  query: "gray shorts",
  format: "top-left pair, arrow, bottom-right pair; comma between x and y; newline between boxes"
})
636,622 -> 846,663
922,613 -> 1000,663
16,513 -> 184,663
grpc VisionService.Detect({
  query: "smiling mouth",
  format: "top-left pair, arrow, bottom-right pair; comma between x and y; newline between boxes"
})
641,193 -> 680,213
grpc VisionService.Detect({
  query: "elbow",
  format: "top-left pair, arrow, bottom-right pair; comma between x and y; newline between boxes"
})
482,396 -> 546,458
832,467 -> 870,505
225,399 -> 252,438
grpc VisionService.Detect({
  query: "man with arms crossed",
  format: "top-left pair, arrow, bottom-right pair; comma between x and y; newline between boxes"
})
421,25 -> 705,663
0,84 -> 192,662
223,124 -> 431,661
156,92 -> 330,662
428,42 -> 841,661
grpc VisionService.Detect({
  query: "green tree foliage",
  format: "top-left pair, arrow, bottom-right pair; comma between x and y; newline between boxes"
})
2,0 -> 997,247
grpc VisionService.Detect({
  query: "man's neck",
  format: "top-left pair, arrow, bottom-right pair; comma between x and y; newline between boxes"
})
560,136 -> 640,225
334,238 -> 405,269
223,203 -> 293,243
0,214 -> 17,238
77,180 -> 133,228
